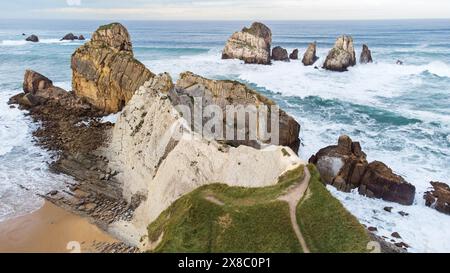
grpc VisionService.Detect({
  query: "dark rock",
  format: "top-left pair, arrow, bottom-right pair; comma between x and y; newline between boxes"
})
271,46 -> 290,62
48,190 -> 58,196
398,211 -> 409,217
78,35 -> 85,40
25,34 -> 39,43
391,232 -> 402,239
368,226 -> 378,232
394,242 -> 410,249
360,44 -> 373,64
359,161 -> 416,205
302,42 -> 319,66
61,33 -> 78,41
289,49 -> 299,60
384,207 -> 393,213
424,181 -> 450,215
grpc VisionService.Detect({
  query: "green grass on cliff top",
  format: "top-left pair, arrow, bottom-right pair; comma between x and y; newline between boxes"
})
296,165 -> 370,253
147,164 -> 370,253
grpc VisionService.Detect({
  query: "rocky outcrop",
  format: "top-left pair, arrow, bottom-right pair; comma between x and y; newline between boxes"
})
360,44 -> 373,64
359,161 -> 415,205
272,46 -> 290,62
309,135 -> 415,205
323,36 -> 356,71
222,22 -> 272,65
171,71 -> 301,153
424,182 -> 450,215
9,70 -> 68,107
71,22 -> 155,113
61,33 -> 78,41
289,49 -> 299,60
106,74 -> 303,243
78,35 -> 85,40
25,34 -> 39,43
302,42 -> 318,66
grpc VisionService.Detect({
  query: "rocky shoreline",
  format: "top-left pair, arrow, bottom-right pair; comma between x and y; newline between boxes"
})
6,21 -> 448,253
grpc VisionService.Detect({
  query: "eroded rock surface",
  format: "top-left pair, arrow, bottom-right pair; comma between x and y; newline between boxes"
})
222,22 -> 272,65
424,182 -> 450,215
272,46 -> 290,62
323,36 -> 356,71
360,44 -> 373,64
302,42 -> 318,66
289,49 -> 299,60
71,23 -> 155,113
309,135 -> 415,205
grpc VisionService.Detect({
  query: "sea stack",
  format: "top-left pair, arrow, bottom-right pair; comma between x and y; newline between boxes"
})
360,44 -> 373,64
424,182 -> 450,215
309,135 -> 416,205
61,33 -> 78,41
289,49 -> 299,60
25,34 -> 39,43
323,35 -> 356,71
271,46 -> 290,62
222,22 -> 272,65
71,23 -> 155,113
302,42 -> 319,66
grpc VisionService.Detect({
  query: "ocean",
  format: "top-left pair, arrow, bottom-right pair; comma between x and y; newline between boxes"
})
0,19 -> 449,252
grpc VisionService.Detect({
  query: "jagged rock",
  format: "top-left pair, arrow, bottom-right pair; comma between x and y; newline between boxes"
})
360,44 -> 373,64
25,34 -> 39,43
323,36 -> 356,71
302,42 -> 319,66
222,22 -> 272,65
309,135 -> 416,205
424,182 -> 450,215
78,35 -> 85,40
289,49 -> 298,60
71,22 -> 155,113
359,161 -> 416,205
172,71 -> 301,153
271,46 -> 289,62
61,33 -> 78,41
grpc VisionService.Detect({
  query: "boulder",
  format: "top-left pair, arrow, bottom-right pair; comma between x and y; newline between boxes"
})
61,33 -> 78,41
222,22 -> 272,65
424,182 -> 450,215
172,72 -> 301,153
289,49 -> 299,60
360,44 -> 373,64
323,36 -> 356,71
271,46 -> 290,62
359,161 -> 416,205
23,70 -> 53,93
71,22 -> 155,113
309,135 -> 416,205
302,42 -> 319,66
78,35 -> 85,40
25,34 -> 39,42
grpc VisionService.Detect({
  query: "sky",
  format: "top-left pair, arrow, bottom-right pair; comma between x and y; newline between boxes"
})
1,0 -> 450,20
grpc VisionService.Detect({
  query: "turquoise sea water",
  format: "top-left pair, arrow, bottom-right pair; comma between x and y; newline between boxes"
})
0,19 -> 449,252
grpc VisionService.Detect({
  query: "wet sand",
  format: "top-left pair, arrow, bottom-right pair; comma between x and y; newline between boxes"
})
0,201 -> 116,253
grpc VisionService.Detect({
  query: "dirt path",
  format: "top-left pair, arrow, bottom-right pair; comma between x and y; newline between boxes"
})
278,165 -> 311,253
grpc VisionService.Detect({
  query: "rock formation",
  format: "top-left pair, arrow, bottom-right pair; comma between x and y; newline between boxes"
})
25,34 -> 39,42
302,42 -> 319,66
309,135 -> 415,205
323,36 -> 356,71
222,22 -> 272,65
360,44 -> 373,64
71,22 -> 155,113
171,72 -> 301,153
289,49 -> 299,60
424,182 -> 450,215
107,74 -> 303,241
271,46 -> 290,62
61,33 -> 78,41
9,70 -> 68,107
78,35 -> 85,40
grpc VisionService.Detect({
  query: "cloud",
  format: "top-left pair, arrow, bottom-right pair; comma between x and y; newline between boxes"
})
66,0 -> 81,6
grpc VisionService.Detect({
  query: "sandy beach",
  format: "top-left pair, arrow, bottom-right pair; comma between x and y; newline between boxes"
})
0,201 -> 116,253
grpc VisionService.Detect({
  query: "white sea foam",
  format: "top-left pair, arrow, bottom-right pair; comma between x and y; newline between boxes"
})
0,38 -> 82,46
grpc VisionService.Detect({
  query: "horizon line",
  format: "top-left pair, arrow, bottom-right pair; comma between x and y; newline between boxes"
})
1,18 -> 450,22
